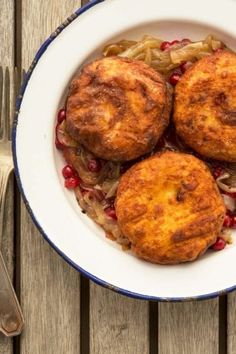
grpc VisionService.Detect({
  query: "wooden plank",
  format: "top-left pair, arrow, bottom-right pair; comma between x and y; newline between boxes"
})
20,2 -> 81,354
158,300 -> 219,354
0,0 -> 14,69
228,293 -> 236,353
0,0 -> 14,353
90,283 -> 149,354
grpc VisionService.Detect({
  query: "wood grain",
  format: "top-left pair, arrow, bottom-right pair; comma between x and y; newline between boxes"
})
158,300 -> 219,354
228,294 -> 236,353
0,0 -> 14,353
90,283 -> 149,354
20,2 -> 81,353
0,0 -> 14,70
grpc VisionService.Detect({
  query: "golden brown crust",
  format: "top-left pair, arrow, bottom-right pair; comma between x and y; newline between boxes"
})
66,56 -> 171,161
173,51 -> 236,162
115,151 -> 225,264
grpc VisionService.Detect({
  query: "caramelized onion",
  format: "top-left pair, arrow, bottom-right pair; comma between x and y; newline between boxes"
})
222,194 -> 236,212
103,34 -> 225,78
104,180 -> 119,198
216,173 -> 236,193
103,39 -> 137,57
170,42 -> 210,64
75,186 -> 129,247
221,228 -> 233,244
56,121 -> 77,147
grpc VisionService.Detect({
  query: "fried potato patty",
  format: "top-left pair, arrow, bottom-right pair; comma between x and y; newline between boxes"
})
116,151 -> 225,264
174,51 -> 236,162
66,56 -> 171,161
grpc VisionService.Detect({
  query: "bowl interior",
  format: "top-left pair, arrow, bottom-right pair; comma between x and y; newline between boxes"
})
16,5 -> 236,300
55,18 -> 236,256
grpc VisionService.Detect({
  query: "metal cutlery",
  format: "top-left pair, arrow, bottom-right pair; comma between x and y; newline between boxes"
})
0,67 -> 24,337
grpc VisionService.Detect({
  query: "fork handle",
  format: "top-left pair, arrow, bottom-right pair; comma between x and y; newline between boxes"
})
0,165 -> 13,241
0,167 -> 24,336
0,251 -> 24,336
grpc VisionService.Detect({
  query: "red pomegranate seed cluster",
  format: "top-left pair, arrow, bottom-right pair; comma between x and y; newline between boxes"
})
179,61 -> 192,73
169,73 -> 181,86
223,214 -> 236,229
64,176 -> 80,189
62,165 -> 75,179
160,41 -> 171,51
61,164 -> 80,189
160,38 -> 190,51
57,108 -> 66,123
168,61 -> 194,86
211,237 -> 226,251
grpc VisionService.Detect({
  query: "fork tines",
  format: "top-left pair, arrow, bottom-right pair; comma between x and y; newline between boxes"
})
0,67 -> 11,141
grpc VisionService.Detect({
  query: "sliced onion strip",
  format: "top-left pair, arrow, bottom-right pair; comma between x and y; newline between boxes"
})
222,194 -> 236,212
216,173 -> 236,193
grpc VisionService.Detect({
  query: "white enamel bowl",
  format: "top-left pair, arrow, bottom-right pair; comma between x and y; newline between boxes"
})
13,0 -> 236,300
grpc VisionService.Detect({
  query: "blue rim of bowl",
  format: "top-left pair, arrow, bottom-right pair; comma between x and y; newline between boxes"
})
12,0 -> 236,302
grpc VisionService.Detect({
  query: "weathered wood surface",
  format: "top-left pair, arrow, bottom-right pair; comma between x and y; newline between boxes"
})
228,294 -> 236,354
90,283 -> 149,354
0,1 -> 14,353
20,2 -> 81,354
158,300 -> 219,354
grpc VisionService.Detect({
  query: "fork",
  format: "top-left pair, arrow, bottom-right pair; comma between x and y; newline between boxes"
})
0,66 -> 24,337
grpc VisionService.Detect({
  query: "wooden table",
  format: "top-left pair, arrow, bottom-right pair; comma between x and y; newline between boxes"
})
1,1 -> 236,353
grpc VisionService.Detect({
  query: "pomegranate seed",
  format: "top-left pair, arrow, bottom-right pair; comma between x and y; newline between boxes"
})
87,159 -> 102,173
223,214 -> 233,228
64,176 -> 80,189
169,73 -> 181,86
232,215 -> 236,228
213,166 -> 224,179
180,61 -> 187,72
211,237 -> 226,251
55,137 -> 65,150
62,165 -> 76,179
104,206 -> 117,220
57,108 -> 66,123
180,61 -> 192,73
170,40 -> 180,46
181,38 -> 191,45
160,41 -> 171,51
